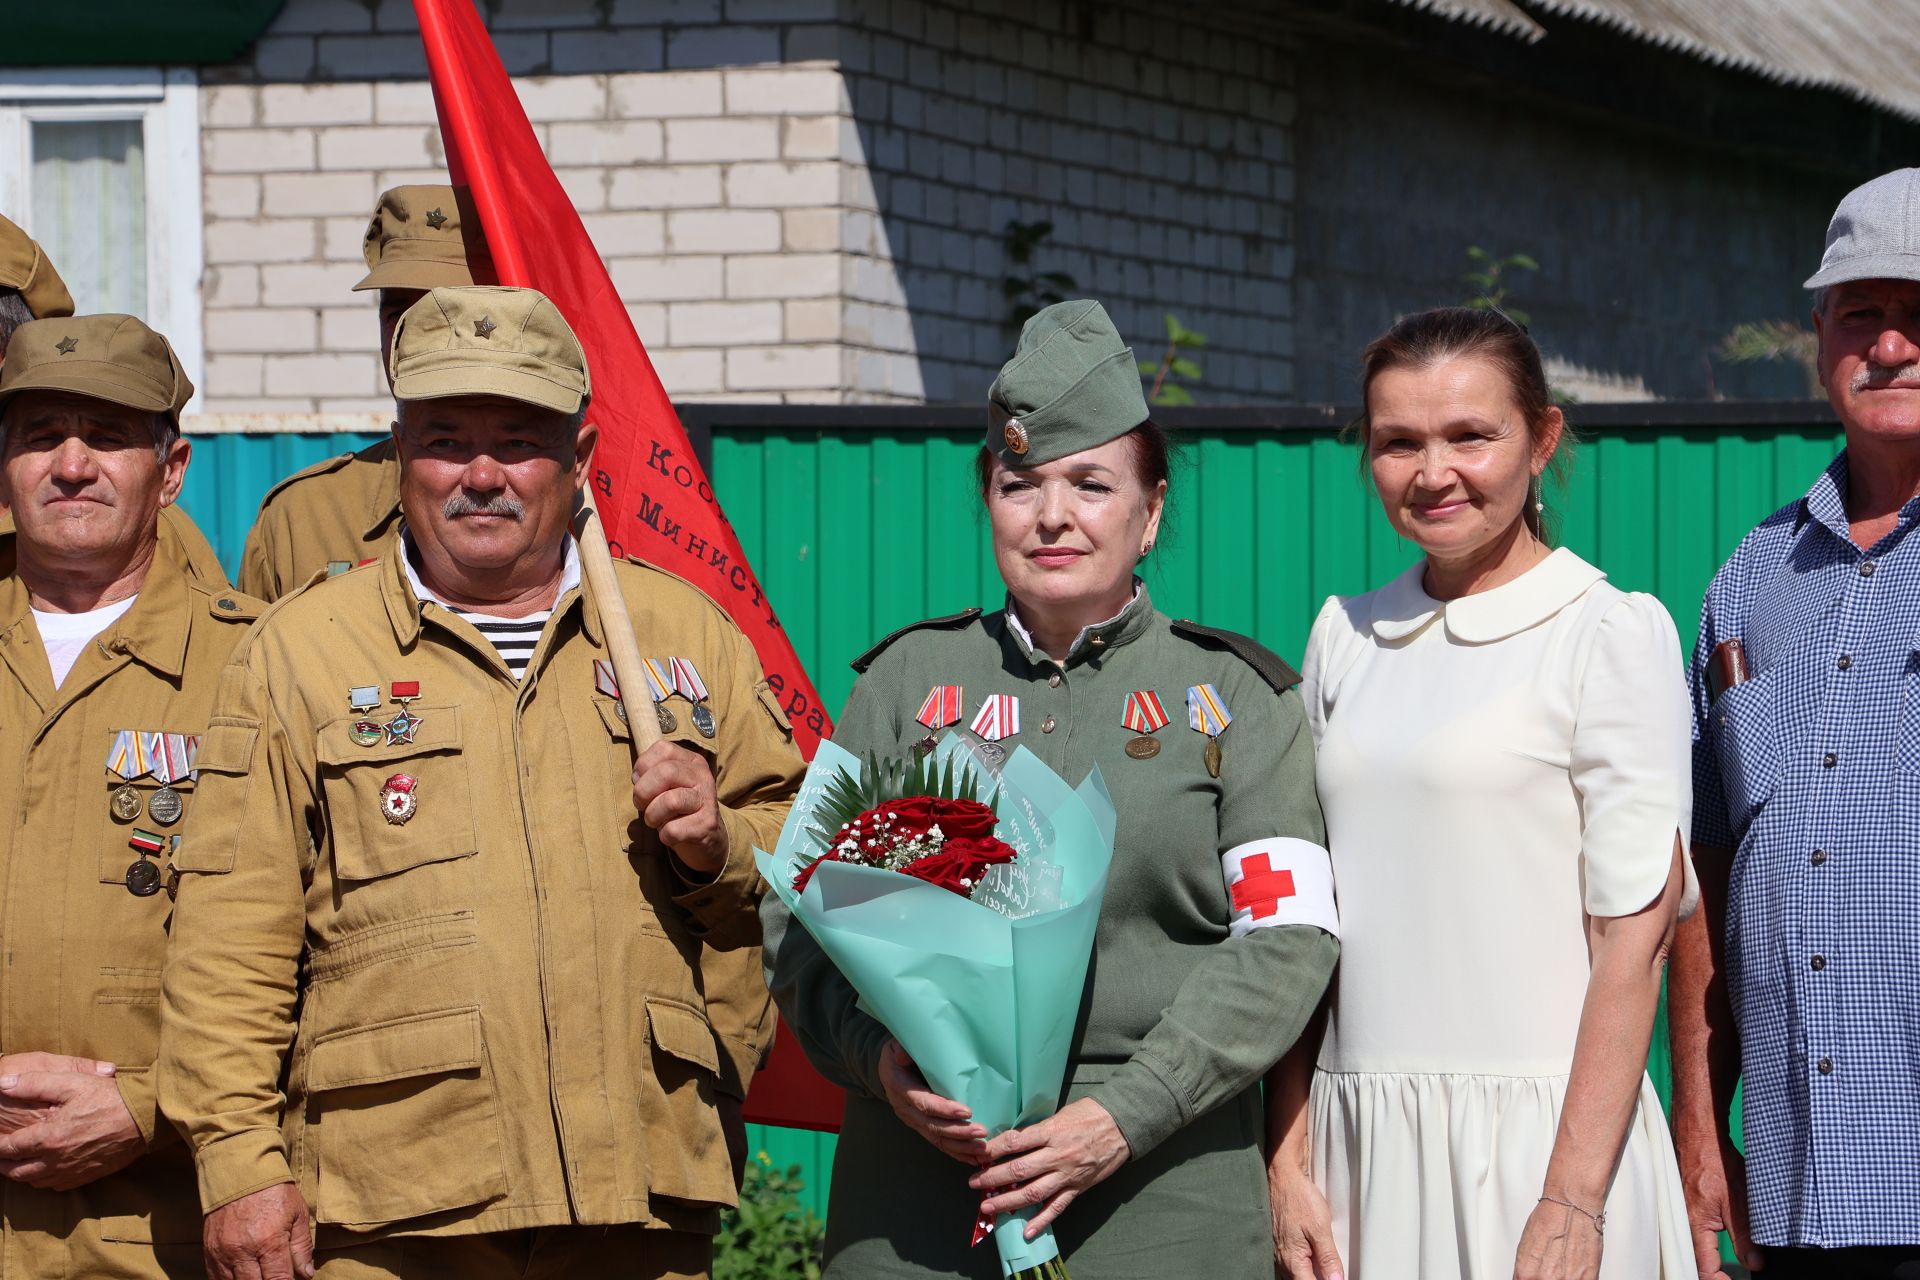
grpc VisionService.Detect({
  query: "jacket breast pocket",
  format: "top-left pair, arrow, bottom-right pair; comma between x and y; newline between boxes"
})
1712,669 -> 1783,834
306,1005 -> 508,1228
317,707 -> 477,881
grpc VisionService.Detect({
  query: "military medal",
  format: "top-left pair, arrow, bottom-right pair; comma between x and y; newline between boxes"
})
148,786 -> 184,826
350,719 -> 384,746
111,784 -> 141,822
669,657 -> 717,739
125,828 -> 165,897
1187,683 -> 1232,779
1122,689 -> 1170,760
589,658 -> 629,722
642,659 -> 679,733
147,732 -> 191,826
968,693 -> 1019,765
380,773 -> 419,825
914,684 -> 963,758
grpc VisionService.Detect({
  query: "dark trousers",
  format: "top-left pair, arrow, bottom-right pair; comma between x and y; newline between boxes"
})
1764,1246 -> 1920,1279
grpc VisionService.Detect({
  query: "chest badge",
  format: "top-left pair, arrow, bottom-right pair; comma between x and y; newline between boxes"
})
1121,690 -> 1170,759
1186,683 -> 1233,778
382,710 -> 423,746
380,773 -> 419,825
914,684 -> 963,757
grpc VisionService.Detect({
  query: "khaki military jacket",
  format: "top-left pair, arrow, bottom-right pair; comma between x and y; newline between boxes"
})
236,439 -> 400,603
159,550 -> 800,1240
237,445 -> 771,1098
0,524 -> 260,1278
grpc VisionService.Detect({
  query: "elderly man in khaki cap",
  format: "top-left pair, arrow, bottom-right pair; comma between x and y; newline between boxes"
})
0,313 -> 262,1279
231,185 -> 774,1193
160,286 -> 802,1280
236,185 -> 486,603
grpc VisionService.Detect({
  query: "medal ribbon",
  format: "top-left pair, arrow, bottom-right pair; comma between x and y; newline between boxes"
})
593,658 -> 621,699
1187,684 -> 1232,736
641,659 -> 673,703
106,729 -> 139,779
916,685 -> 962,730
1122,690 -> 1170,734
968,693 -> 1020,742
668,657 -> 709,702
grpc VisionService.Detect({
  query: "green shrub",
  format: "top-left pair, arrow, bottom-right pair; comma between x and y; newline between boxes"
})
714,1154 -> 825,1280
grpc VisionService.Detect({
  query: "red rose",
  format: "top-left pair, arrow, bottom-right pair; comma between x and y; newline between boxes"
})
793,849 -> 840,894
842,797 -> 998,843
905,835 -> 1017,898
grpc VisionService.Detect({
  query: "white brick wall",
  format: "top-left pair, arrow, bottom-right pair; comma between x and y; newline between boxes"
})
194,0 -> 1296,411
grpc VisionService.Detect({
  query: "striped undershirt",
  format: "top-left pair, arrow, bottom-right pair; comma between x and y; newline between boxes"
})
400,528 -> 580,682
446,607 -> 549,680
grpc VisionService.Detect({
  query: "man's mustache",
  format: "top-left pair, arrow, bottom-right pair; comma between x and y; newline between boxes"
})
444,492 -> 525,519
1852,362 -> 1920,392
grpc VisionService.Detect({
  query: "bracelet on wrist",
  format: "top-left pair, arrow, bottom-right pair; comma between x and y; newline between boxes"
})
1538,1193 -> 1606,1237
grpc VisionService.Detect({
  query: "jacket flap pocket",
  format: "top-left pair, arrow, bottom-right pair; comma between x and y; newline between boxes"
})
595,696 -> 631,742
309,1006 -> 483,1092
317,706 -> 462,767
647,998 -> 718,1075
195,723 -> 259,776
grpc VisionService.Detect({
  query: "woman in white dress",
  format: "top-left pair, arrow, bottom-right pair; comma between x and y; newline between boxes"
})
1265,307 -> 1698,1280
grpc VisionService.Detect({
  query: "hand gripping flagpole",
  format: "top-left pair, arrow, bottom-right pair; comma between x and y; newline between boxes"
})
573,482 -> 662,755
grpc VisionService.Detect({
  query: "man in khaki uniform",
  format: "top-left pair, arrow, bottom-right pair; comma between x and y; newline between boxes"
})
235,185 -> 483,602
160,285 -> 802,1280
0,312 -> 261,1279
231,185 -> 776,1174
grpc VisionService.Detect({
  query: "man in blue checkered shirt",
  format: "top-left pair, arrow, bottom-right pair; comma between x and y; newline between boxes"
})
1671,168 -> 1920,1280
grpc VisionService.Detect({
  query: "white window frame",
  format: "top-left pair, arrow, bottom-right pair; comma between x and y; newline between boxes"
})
0,67 -> 205,410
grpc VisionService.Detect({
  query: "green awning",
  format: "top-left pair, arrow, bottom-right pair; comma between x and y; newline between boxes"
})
2,1 -> 289,66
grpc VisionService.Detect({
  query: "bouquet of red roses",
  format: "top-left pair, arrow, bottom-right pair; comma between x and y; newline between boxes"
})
759,738 -> 1115,1280
794,790 -> 1018,900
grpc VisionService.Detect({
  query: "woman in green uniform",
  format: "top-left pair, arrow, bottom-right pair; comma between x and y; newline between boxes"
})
761,299 -> 1340,1278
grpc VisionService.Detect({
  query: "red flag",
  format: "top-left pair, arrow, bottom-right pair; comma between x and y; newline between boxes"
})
416,0 -> 843,1131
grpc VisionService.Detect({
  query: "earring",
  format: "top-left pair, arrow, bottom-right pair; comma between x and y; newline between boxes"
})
1138,542 -> 1154,561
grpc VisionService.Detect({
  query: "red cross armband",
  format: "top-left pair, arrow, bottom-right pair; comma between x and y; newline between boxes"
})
1221,838 -> 1339,940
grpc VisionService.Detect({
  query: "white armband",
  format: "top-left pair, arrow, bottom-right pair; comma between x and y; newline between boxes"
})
1221,837 -> 1339,939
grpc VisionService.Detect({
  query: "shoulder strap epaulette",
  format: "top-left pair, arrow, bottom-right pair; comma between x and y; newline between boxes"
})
199,586 -> 263,624
1169,618 -> 1302,694
852,609 -> 983,673
256,450 -> 358,508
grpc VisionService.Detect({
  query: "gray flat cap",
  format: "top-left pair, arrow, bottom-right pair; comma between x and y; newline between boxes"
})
1805,168 -> 1920,290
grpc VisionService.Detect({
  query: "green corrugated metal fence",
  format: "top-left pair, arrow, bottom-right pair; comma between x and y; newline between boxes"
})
174,407 -> 1845,1217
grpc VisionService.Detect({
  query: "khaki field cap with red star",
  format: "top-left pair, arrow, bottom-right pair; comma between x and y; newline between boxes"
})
389,285 -> 590,414
355,184 -> 487,292
0,314 -> 194,423
0,213 -> 75,320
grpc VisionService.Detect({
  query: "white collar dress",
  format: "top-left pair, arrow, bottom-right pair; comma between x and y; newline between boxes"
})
1302,547 -> 1697,1278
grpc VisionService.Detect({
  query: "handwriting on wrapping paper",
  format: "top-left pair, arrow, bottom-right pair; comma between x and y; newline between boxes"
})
973,859 -> 1064,919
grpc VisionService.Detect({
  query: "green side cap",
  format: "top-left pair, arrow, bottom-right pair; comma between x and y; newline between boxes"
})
985,299 -> 1149,468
